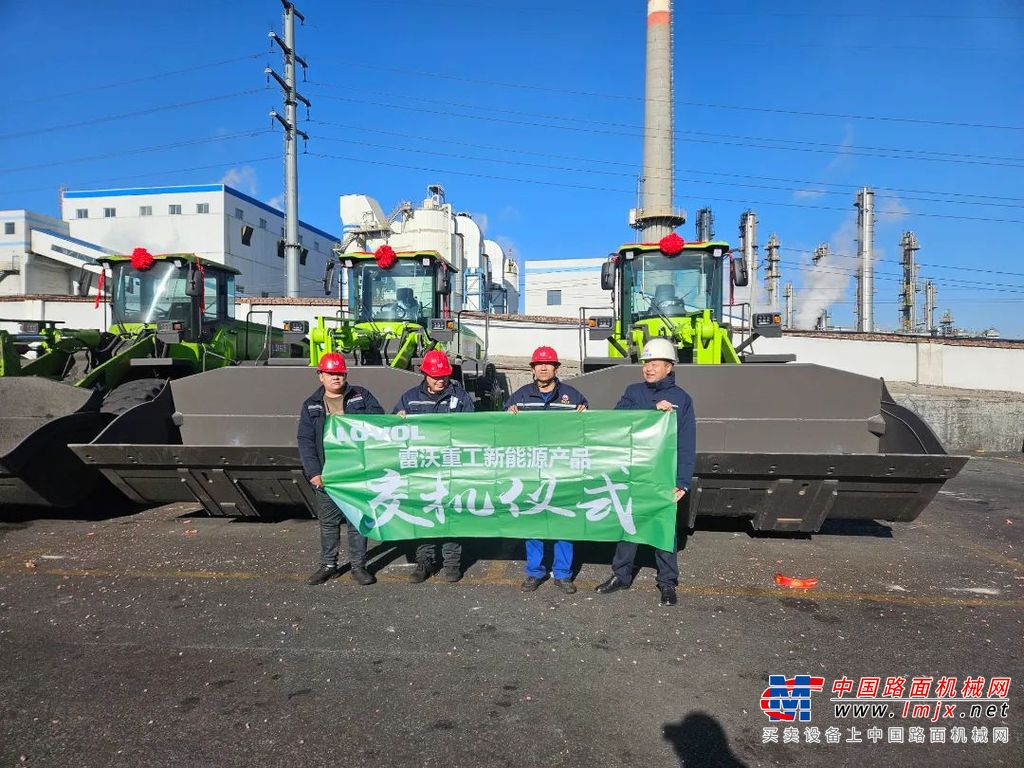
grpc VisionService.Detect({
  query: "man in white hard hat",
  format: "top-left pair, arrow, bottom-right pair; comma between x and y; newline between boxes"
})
594,337 -> 696,606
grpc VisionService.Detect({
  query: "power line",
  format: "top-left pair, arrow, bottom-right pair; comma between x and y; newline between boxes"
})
0,90 -> 263,142
313,120 -> 1024,205
22,52 -> 266,105
0,130 -> 273,175
308,140 -> 1024,225
312,66 -> 1024,131
306,89 -> 1024,168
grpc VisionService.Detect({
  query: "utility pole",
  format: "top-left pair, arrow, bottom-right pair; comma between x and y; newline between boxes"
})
695,207 -> 714,242
899,231 -> 919,333
783,282 -> 794,329
855,187 -> 875,332
923,280 -> 936,333
764,232 -> 780,308
267,1 -> 310,297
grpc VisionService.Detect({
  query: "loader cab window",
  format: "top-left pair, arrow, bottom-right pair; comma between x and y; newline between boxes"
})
625,250 -> 723,323
349,259 -> 437,324
110,260 -> 194,326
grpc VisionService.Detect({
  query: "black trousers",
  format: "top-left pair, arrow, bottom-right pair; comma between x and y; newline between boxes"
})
611,538 -> 679,589
316,491 -> 368,568
414,539 -> 462,568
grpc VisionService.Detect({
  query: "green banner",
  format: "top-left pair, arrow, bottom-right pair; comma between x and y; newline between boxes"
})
322,412 -> 678,550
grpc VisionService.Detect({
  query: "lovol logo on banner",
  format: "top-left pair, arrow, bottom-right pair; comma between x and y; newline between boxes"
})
760,675 -> 826,722
342,424 -> 424,443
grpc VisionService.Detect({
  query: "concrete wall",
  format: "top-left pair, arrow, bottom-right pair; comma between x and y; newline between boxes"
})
523,258 -> 608,318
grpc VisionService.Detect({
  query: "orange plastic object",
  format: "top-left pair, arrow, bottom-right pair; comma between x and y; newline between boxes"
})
773,573 -> 818,589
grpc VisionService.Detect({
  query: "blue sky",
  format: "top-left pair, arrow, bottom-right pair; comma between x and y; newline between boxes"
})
3,1 -> 1023,335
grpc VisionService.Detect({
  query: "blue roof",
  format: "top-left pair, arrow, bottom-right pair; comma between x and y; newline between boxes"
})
63,184 -> 338,242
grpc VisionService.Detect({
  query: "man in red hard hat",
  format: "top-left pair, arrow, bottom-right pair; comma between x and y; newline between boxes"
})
297,352 -> 385,586
506,345 -> 588,594
392,349 -> 474,583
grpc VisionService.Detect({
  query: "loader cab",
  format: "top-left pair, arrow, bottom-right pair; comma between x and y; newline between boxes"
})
105,255 -> 237,341
617,242 -> 727,326
342,250 -> 452,326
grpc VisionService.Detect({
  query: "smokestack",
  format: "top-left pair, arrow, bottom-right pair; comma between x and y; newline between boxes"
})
765,233 -> 780,308
739,210 -> 758,308
695,207 -> 714,242
634,0 -> 685,240
899,231 -> 920,332
855,187 -> 875,332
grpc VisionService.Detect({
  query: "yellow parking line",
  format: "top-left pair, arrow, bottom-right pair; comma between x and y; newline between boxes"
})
5,562 -> 1023,608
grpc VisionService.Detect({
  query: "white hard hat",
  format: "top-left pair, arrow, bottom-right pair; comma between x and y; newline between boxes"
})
640,337 -> 677,363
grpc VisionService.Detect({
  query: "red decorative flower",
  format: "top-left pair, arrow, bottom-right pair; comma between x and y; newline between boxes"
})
130,247 -> 155,271
374,244 -> 397,270
659,232 -> 685,256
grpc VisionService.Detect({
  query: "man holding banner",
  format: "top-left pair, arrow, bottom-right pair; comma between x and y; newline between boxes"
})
506,346 -> 588,594
298,353 -> 385,587
595,337 -> 697,607
393,349 -> 474,584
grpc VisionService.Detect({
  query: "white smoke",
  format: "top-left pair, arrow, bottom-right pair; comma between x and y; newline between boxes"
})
794,212 -> 858,329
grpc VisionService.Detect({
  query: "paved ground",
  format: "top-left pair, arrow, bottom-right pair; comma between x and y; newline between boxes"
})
1,456 -> 1022,767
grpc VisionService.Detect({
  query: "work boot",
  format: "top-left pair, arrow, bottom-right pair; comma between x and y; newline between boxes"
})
595,576 -> 630,594
521,576 -> 543,592
349,565 -> 376,586
441,565 -> 462,583
307,564 -> 339,585
409,562 -> 431,584
553,578 -> 577,594
659,587 -> 678,606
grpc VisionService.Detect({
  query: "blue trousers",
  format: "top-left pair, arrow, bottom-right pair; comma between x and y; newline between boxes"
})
524,539 -> 573,580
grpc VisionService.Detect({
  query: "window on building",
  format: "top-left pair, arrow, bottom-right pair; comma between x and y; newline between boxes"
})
258,218 -> 267,230
197,203 -> 209,214
75,209 -> 88,219
546,290 -> 562,306
139,206 -> 152,217
4,222 -> 14,235
313,240 -> 320,252
104,207 -> 116,218
169,204 -> 182,215
298,234 -> 303,244
235,208 -> 244,220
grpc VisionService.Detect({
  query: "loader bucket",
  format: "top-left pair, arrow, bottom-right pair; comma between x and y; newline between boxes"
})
0,378 -> 113,507
70,365 -> 422,518
564,363 -> 968,533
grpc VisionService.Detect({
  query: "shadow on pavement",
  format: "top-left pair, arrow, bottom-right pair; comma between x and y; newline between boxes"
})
663,712 -> 749,768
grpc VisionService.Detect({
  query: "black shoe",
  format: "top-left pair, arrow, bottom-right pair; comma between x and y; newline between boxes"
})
553,578 -> 577,594
521,576 -> 543,592
349,565 -> 376,586
659,587 -> 678,606
409,562 -> 431,584
441,565 -> 462,583
595,576 -> 631,594
307,565 -> 339,585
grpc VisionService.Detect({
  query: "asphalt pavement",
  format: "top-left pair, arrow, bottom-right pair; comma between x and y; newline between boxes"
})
1,455 -> 1021,767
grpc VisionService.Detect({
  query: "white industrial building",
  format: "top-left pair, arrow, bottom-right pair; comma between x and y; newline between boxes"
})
338,185 -> 519,314
523,257 -> 607,319
61,184 -> 337,297
0,210 -> 110,297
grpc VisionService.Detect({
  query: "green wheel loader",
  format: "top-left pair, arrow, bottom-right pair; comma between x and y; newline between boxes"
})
69,248 -> 507,518
0,253 -> 306,508
564,239 -> 968,533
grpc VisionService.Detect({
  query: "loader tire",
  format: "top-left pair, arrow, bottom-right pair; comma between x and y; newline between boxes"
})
100,378 -> 167,416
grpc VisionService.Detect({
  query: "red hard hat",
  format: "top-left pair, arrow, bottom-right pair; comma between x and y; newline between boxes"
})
420,349 -> 453,377
317,352 -> 348,374
530,346 -> 559,365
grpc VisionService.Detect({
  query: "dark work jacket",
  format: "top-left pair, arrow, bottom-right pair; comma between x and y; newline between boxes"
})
614,371 -> 697,491
392,380 -> 475,414
505,378 -> 589,411
297,384 -> 384,480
